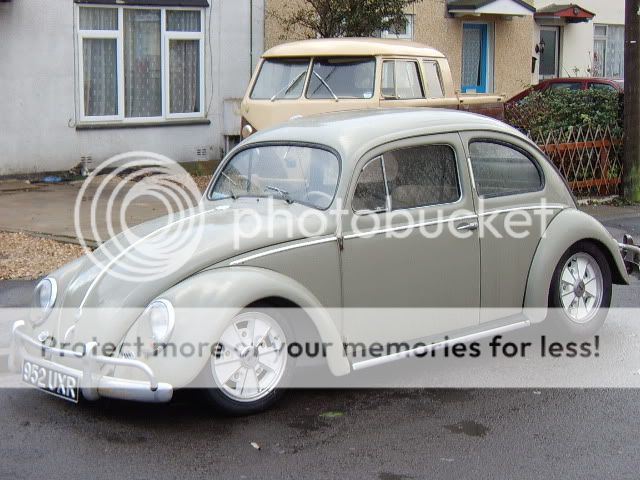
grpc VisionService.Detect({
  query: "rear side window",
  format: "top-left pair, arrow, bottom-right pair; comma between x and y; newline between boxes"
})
381,60 -> 424,99
384,145 -> 459,209
469,141 -> 543,197
352,157 -> 387,213
589,83 -> 617,92
307,57 -> 375,99
548,82 -> 581,91
422,60 -> 444,98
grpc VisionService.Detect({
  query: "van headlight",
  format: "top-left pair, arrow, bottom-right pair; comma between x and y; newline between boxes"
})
31,278 -> 57,325
139,299 -> 175,347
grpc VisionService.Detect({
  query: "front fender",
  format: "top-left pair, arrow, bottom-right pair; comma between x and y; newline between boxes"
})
115,267 -> 350,388
523,208 -> 628,322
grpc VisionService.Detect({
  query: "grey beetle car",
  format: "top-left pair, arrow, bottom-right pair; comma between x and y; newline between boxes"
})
10,109 -> 640,415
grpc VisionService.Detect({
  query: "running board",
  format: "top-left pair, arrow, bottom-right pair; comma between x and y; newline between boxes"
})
351,319 -> 531,371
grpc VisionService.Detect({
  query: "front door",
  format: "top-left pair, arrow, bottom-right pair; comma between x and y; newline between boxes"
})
340,134 -> 480,345
539,27 -> 560,79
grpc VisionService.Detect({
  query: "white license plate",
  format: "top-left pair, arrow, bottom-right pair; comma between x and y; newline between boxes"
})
22,360 -> 80,403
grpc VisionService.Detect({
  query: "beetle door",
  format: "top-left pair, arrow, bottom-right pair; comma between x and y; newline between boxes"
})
459,131 -> 558,323
340,134 -> 480,345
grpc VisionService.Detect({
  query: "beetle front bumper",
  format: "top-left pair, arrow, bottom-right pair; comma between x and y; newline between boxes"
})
620,234 -> 640,279
9,320 -> 173,403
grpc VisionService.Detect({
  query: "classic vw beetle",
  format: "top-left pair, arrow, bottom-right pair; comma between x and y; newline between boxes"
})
10,109 -> 640,415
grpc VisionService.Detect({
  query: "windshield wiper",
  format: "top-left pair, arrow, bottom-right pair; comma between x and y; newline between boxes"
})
312,71 -> 338,101
265,185 -> 294,204
220,172 -> 238,200
270,71 -> 306,102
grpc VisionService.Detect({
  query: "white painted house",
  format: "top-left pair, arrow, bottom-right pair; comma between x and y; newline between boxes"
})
0,0 -> 264,175
532,1 -> 625,82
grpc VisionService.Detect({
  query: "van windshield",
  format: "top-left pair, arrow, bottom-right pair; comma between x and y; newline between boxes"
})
307,57 -> 375,99
250,59 -> 309,100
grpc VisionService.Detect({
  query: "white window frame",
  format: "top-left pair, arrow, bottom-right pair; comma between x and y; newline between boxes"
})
76,5 -> 205,124
381,14 -> 414,40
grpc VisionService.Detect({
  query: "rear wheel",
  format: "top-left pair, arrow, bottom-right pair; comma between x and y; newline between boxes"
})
548,242 -> 612,337
203,306 -> 293,415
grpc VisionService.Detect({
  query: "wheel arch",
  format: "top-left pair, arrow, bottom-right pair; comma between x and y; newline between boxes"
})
523,208 -> 628,322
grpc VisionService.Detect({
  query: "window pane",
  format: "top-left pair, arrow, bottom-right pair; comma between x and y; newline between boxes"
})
169,40 -> 200,113
307,58 -> 375,99
539,29 -> 558,77
79,7 -> 118,30
251,59 -> 309,100
593,38 -> 606,77
605,25 -> 624,78
469,142 -> 542,197
549,82 -> 581,91
167,10 -> 201,32
124,9 -> 161,118
384,145 -> 459,209
382,60 -> 423,99
82,38 -> 118,116
211,146 -> 340,209
422,61 -> 444,98
594,25 -> 607,37
353,158 -> 387,213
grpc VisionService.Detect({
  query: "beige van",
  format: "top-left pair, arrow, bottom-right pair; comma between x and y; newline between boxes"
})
240,38 -> 505,137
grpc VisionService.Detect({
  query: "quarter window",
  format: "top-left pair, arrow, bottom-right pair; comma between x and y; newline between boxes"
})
352,157 -> 387,213
381,60 -> 424,99
469,141 -> 543,197
78,6 -> 204,122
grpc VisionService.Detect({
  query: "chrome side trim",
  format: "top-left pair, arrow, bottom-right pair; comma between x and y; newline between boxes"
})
343,214 -> 478,240
229,236 -> 338,266
351,319 -> 531,371
476,204 -> 565,217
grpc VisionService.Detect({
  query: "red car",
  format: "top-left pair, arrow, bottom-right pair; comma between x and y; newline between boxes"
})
507,77 -> 624,105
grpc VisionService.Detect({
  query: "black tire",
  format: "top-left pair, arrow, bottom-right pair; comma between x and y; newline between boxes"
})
201,304 -> 294,416
547,241 -> 612,338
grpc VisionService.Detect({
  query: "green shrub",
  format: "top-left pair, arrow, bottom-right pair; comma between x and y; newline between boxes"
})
505,88 -> 623,136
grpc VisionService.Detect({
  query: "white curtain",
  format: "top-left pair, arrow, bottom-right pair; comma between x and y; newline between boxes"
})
169,40 -> 200,113
83,38 -> 118,117
124,9 -> 162,118
167,10 -> 201,32
605,25 -> 624,78
462,27 -> 482,88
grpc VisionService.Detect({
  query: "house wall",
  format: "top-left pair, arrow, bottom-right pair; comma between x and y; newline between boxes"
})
0,0 -> 264,176
532,0 -> 625,82
264,0 -> 533,97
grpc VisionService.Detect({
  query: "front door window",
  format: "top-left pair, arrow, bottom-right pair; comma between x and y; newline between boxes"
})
461,23 -> 491,93
539,27 -> 560,79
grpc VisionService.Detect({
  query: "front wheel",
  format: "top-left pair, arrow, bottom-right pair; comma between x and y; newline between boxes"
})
548,241 -> 612,338
202,306 -> 293,415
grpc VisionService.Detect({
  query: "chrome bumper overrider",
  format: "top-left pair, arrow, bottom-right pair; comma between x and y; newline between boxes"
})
620,234 -> 640,280
10,321 -> 173,403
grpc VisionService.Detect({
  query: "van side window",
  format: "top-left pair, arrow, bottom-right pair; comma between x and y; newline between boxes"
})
381,60 -> 424,99
422,60 -> 444,98
469,141 -> 543,197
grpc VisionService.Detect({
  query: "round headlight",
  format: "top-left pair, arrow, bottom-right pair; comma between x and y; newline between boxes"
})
144,299 -> 175,345
32,278 -> 57,323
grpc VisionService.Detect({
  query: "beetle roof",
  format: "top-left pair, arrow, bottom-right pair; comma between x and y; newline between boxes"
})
262,38 -> 445,59
243,108 -> 528,165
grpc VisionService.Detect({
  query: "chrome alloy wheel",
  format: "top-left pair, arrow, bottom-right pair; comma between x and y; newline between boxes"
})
559,252 -> 604,324
212,312 -> 288,402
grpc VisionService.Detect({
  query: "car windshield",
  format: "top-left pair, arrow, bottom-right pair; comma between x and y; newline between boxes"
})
306,57 -> 375,99
210,145 -> 340,209
250,59 -> 310,100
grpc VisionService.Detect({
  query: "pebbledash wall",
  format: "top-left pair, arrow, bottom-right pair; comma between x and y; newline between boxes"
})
0,0 -> 264,175
265,0 -> 534,98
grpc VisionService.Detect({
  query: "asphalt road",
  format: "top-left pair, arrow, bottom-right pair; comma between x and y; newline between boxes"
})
1,211 -> 640,479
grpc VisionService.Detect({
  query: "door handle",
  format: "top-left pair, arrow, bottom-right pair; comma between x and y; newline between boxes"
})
456,222 -> 479,232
